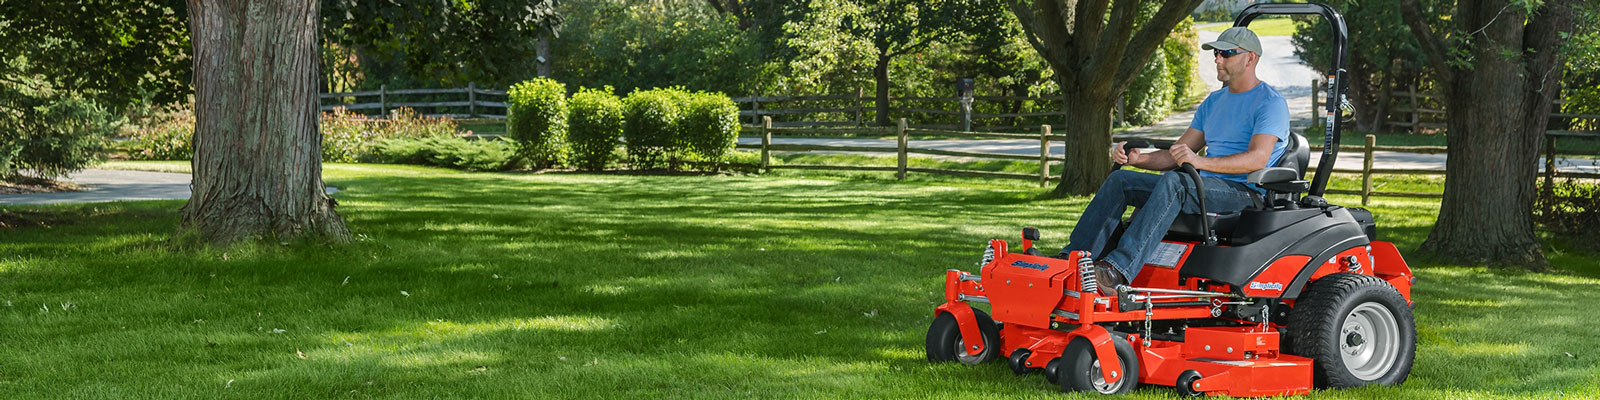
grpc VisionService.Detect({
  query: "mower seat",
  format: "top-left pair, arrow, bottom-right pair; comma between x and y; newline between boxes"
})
1163,132 -> 1308,242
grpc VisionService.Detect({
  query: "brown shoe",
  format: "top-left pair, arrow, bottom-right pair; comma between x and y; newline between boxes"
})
1092,260 -> 1127,296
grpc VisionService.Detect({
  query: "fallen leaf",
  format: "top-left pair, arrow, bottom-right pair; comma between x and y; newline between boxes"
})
1566,352 -> 1577,359
341,276 -> 350,286
271,328 -> 286,334
401,290 -> 410,297
225,379 -> 234,389
297,349 -> 307,359
815,329 -> 827,335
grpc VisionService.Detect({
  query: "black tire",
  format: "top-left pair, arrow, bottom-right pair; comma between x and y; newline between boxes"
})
1058,334 -> 1139,394
1008,348 -> 1035,375
925,308 -> 1002,365
1286,273 -> 1416,388
1044,357 -> 1063,385
1175,370 -> 1203,397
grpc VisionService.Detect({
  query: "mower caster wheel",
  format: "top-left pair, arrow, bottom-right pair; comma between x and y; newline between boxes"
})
1059,334 -> 1139,394
925,308 -> 1001,365
1008,349 -> 1038,375
1043,358 -> 1063,385
1176,370 -> 1203,397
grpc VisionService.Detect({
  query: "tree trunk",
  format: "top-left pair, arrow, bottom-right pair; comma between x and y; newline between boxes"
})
873,50 -> 892,126
1401,0 -> 1577,269
536,35 -> 552,78
1051,79 -> 1116,196
183,0 -> 351,245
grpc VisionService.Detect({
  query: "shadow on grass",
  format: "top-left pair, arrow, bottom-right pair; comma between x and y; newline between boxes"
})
0,166 -> 1594,398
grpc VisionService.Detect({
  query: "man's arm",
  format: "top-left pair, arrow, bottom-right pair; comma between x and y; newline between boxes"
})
1120,128 -> 1206,171
1170,133 -> 1279,174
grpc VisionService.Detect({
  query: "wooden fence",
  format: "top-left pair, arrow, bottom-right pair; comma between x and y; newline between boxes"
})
319,83 -> 509,119
1307,81 -> 1600,133
734,91 -> 1069,131
742,116 -> 1600,205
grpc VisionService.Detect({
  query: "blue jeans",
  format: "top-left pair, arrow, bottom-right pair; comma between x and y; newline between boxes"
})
1063,170 -> 1259,280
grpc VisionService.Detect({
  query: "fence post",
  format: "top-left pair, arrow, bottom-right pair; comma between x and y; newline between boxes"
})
1311,79 -> 1320,122
1363,134 -> 1375,206
1039,125 -> 1051,188
762,116 -> 773,173
380,84 -> 388,119
1408,86 -> 1419,133
897,118 -> 908,180
1544,133 -> 1556,204
855,87 -> 865,126
751,89 -> 762,125
468,82 -> 477,118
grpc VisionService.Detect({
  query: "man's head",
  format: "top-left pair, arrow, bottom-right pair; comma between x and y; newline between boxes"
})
1202,27 -> 1262,88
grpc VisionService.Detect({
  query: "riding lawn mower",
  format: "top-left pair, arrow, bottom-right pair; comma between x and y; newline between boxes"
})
924,4 -> 1417,397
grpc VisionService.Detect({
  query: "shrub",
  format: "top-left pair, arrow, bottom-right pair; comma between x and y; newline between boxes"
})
1164,17 -> 1201,105
679,91 -> 740,165
507,78 -> 569,168
322,107 -> 456,163
0,93 -> 117,179
1124,52 -> 1173,126
363,136 -> 517,171
567,87 -> 625,171
622,88 -> 687,169
1538,177 -> 1600,251
126,107 -> 196,161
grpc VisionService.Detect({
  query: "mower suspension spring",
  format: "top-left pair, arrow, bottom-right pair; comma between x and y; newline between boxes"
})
1077,253 -> 1097,293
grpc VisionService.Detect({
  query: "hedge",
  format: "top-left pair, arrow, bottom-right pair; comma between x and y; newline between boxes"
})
507,78 -> 569,169
568,87 -> 625,171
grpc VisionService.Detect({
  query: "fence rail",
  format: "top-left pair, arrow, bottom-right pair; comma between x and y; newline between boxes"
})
743,116 -> 1600,204
320,83 -> 509,119
733,89 -> 1071,131
1308,81 -> 1599,133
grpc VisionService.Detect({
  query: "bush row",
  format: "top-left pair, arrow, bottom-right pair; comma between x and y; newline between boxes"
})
507,79 -> 740,171
124,106 -> 462,164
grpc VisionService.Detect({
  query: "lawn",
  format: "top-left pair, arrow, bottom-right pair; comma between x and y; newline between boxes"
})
2,163 -> 1598,398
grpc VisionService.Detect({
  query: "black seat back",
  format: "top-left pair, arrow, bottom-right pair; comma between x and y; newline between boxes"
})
1278,132 -> 1310,179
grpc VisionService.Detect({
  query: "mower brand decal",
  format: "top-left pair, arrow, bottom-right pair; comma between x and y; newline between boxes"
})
1010,260 -> 1050,271
1248,282 -> 1285,292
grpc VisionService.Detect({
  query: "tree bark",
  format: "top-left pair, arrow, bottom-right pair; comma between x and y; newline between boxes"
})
1006,0 -> 1204,196
536,35 -> 552,78
1400,0 -> 1577,269
874,50 -> 892,126
1052,86 -> 1117,196
183,0 -> 351,245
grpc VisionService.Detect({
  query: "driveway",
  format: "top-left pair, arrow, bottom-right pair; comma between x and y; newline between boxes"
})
0,170 -> 339,205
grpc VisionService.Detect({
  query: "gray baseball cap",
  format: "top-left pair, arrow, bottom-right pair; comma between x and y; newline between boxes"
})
1202,27 -> 1263,55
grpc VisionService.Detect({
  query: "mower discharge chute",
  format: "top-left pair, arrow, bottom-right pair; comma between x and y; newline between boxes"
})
925,3 -> 1417,397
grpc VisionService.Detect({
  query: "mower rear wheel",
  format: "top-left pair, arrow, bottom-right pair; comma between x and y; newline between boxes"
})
1058,334 -> 1139,394
925,308 -> 1001,365
1287,273 -> 1416,388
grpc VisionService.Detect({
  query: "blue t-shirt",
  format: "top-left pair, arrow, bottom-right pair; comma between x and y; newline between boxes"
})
1188,83 -> 1290,185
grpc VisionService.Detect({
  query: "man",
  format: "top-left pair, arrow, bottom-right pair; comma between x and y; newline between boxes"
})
1060,27 -> 1290,295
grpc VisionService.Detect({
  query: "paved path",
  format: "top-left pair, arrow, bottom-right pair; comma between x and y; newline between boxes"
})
1123,25 -> 1320,140
0,170 -> 339,205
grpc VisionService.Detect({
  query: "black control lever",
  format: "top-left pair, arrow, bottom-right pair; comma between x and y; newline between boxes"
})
1113,140 -> 1155,170
1178,163 -> 1216,246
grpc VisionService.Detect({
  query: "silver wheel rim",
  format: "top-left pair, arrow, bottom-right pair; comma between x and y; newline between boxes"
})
1340,302 -> 1400,381
1088,359 -> 1122,393
953,337 -> 985,365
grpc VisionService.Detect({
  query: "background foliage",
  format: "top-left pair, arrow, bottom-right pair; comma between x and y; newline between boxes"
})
567,86 -> 625,171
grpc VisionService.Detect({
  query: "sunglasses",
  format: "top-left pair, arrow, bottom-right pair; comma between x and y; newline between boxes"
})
1214,48 -> 1248,58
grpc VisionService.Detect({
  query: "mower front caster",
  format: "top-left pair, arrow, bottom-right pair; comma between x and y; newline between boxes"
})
1058,334 -> 1139,394
925,308 -> 1001,365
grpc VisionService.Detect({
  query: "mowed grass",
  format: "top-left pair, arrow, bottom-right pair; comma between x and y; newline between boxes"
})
2,163 -> 1598,399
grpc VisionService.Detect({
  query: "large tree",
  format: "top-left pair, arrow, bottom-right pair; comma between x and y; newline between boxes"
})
1398,0 -> 1581,269
845,0 -> 1008,126
1005,0 -> 1204,196
0,0 -> 191,110
184,0 -> 350,244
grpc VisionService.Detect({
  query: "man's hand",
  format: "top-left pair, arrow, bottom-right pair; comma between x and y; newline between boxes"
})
1113,142 -> 1146,167
1169,144 -> 1201,168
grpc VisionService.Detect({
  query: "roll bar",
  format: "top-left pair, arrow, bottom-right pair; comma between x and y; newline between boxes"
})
1233,3 -> 1346,200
